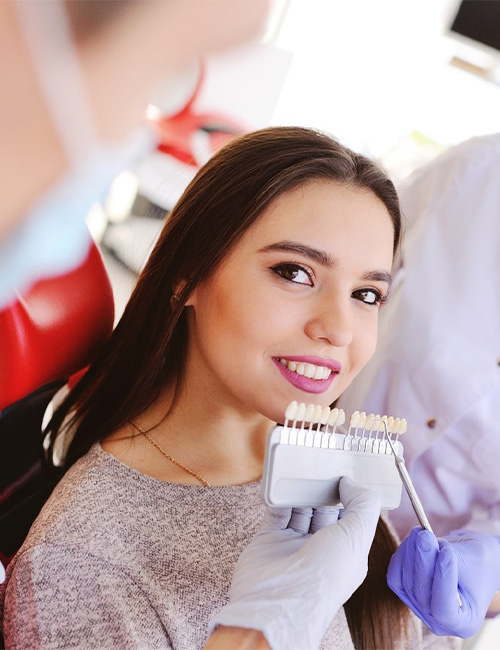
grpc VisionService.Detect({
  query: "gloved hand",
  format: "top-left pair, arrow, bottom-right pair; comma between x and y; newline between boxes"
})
209,477 -> 381,650
387,527 -> 500,638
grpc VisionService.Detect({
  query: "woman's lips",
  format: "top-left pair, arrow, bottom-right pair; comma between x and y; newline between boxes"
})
272,356 -> 340,394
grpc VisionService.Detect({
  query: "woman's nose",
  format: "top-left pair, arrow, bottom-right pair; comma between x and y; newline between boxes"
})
304,297 -> 353,348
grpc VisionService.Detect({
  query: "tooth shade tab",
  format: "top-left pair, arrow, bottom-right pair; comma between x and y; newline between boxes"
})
278,401 -> 408,455
296,402 -> 306,422
328,408 -> 339,427
320,406 -> 331,424
312,404 -> 323,424
278,402 -> 407,456
285,401 -> 298,421
304,403 -> 315,423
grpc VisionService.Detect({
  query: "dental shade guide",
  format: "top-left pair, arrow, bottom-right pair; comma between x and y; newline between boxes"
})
262,402 -> 406,509
264,403 -> 464,608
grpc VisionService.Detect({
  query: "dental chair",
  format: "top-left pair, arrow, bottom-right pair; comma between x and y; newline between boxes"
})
0,238 -> 114,570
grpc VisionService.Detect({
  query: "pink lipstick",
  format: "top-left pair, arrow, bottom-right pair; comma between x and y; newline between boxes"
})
272,355 -> 341,394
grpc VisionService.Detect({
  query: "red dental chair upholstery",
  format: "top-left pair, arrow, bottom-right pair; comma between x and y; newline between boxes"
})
0,238 -> 114,569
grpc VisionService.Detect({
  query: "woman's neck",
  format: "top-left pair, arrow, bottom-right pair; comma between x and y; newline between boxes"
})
104,387 -> 273,486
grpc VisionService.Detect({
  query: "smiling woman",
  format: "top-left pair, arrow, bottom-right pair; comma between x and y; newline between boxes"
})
183,180 -> 394,421
0,127 -> 455,650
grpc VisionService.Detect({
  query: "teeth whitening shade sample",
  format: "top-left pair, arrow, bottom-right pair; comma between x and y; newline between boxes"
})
262,402 -> 406,509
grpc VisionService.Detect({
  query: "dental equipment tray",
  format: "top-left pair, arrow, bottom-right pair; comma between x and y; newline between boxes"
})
261,423 -> 403,509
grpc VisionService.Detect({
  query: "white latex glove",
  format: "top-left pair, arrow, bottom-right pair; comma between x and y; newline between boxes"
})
209,477 -> 381,650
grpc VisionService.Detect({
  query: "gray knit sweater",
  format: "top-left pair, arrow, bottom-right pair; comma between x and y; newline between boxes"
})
0,444 -> 457,650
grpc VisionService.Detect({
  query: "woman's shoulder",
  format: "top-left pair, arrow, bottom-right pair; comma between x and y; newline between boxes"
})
16,444 -> 143,557
21,443 -> 264,558
1,538 -> 172,650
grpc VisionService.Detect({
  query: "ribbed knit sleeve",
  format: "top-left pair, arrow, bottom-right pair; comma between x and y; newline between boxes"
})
3,543 -> 171,650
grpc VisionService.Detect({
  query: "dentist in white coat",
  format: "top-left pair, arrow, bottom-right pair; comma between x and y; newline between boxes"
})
338,132 -> 500,616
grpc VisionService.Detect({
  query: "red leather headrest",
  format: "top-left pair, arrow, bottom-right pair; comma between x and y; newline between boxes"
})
0,241 -> 114,412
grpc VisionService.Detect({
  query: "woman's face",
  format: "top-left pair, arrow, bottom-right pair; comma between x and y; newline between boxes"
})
185,179 -> 395,424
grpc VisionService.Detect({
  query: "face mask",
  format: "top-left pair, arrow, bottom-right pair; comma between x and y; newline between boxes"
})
0,0 -> 156,309
0,129 -> 154,308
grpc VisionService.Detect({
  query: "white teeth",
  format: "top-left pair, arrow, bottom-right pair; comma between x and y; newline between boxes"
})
278,358 -> 334,381
304,363 -> 315,378
313,366 -> 323,380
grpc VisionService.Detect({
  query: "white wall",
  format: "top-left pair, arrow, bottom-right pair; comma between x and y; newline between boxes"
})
270,0 -> 500,178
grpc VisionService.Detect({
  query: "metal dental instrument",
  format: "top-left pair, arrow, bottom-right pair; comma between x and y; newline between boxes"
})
381,420 -> 463,607
381,420 -> 434,533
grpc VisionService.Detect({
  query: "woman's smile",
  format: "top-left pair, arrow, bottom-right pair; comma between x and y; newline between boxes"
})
273,356 -> 341,394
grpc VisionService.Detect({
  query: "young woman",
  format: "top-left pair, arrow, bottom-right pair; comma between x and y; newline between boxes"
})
0,127 -> 457,650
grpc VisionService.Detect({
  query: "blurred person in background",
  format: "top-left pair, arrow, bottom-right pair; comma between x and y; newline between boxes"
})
338,133 -> 500,619
0,0 -> 270,306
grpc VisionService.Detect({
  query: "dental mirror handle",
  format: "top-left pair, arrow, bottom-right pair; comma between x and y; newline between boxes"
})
395,458 -> 434,533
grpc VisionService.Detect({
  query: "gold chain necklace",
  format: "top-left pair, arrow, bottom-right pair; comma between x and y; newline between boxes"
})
129,420 -> 211,487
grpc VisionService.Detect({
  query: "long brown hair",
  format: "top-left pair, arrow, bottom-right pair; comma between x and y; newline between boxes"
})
45,126 -> 408,648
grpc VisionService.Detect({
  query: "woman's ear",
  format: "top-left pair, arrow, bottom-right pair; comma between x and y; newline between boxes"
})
184,290 -> 196,307
172,278 -> 195,307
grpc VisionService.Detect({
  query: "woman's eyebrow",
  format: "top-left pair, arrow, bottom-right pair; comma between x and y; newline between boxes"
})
362,270 -> 393,287
258,241 -> 335,266
259,240 -> 393,286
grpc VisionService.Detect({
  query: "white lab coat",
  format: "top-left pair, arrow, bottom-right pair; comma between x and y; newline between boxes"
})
338,133 -> 500,539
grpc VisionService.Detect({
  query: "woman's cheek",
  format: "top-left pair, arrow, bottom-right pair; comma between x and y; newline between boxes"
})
360,328 -> 379,367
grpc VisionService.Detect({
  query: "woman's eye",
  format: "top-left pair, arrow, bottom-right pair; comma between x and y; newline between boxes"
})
271,263 -> 313,286
352,288 -> 386,306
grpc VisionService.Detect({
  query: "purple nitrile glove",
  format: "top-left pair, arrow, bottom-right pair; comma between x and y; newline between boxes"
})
387,527 -> 500,638
209,477 -> 381,650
